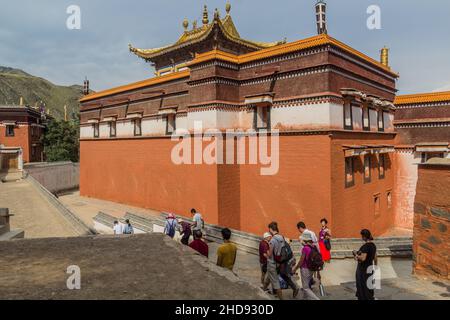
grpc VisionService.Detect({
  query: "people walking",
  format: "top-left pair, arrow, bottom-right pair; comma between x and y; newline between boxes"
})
259,232 -> 271,287
190,208 -> 204,236
216,228 -> 237,271
297,221 -> 320,252
178,218 -> 191,245
318,218 -> 331,263
263,222 -> 299,300
164,213 -> 178,239
189,230 -> 209,258
123,219 -> 134,235
354,229 -> 378,300
113,220 -> 122,235
293,233 -> 321,300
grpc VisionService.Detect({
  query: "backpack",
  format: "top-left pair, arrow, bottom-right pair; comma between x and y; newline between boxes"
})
167,220 -> 176,238
307,245 -> 324,271
274,236 -> 293,264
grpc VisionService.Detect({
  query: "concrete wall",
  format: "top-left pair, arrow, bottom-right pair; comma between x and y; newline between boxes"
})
413,162 -> 450,280
24,162 -> 79,194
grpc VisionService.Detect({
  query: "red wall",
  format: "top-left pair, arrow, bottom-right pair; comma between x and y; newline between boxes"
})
0,125 -> 31,162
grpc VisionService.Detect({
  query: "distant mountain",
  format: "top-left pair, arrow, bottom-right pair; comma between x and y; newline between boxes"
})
0,66 -> 84,119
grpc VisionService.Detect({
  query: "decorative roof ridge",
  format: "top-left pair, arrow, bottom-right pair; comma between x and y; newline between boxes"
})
394,91 -> 450,105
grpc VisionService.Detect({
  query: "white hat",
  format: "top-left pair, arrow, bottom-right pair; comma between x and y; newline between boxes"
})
263,232 -> 271,239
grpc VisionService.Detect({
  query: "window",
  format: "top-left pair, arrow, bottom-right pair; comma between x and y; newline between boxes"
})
5,125 -> 15,137
134,118 -> 142,136
421,152 -> 444,163
166,114 -> 176,135
374,194 -> 381,216
379,154 -> 385,179
364,155 -> 371,183
345,157 -> 355,188
254,107 -> 270,130
93,123 -> 99,138
109,121 -> 116,137
387,191 -> 392,209
362,106 -> 370,131
343,102 -> 353,130
377,110 -> 384,132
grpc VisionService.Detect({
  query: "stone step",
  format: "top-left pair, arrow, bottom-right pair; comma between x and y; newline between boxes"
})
0,229 -> 25,241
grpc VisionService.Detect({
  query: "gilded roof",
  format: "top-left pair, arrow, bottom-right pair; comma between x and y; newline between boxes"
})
394,91 -> 450,105
129,9 -> 285,60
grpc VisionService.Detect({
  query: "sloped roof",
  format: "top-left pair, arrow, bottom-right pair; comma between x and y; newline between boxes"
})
394,91 -> 450,105
129,12 -> 285,61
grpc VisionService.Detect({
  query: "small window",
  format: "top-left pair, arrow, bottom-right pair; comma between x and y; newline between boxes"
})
421,152 -> 444,163
377,110 -> 384,132
166,115 -> 176,135
343,102 -> 353,130
387,191 -> 392,209
254,107 -> 270,131
93,123 -> 99,138
5,125 -> 15,137
364,155 -> 371,183
362,106 -> 370,131
345,157 -> 355,188
109,121 -> 116,137
379,154 -> 385,179
134,119 -> 142,136
374,194 -> 381,216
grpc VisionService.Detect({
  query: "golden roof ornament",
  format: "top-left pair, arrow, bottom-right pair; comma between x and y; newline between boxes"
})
380,46 -> 389,67
182,18 -> 189,31
192,20 -> 198,29
214,8 -> 220,20
202,5 -> 209,25
225,1 -> 231,15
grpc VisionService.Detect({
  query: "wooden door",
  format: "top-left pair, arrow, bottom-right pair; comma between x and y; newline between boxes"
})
1,153 -> 18,170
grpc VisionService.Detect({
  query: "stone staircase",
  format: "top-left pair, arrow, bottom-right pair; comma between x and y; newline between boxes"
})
93,211 -> 412,258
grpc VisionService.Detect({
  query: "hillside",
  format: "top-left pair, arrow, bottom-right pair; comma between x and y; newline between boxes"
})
0,66 -> 84,119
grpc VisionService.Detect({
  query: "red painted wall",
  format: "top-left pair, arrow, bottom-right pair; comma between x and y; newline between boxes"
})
0,125 -> 31,162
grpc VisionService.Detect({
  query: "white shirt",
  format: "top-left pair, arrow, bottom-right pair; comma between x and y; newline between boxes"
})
193,213 -> 203,230
113,224 -> 122,235
302,229 -> 320,253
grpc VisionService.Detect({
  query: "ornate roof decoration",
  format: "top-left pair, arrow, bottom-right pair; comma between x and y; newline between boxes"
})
129,3 -> 285,62
394,91 -> 450,105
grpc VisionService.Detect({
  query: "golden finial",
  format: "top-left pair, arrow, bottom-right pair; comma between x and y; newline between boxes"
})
214,8 -> 220,20
192,20 -> 198,29
225,1 -> 231,15
202,5 -> 209,25
380,46 -> 389,67
182,18 -> 189,31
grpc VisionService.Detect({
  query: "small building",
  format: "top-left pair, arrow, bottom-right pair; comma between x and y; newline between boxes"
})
0,104 -> 47,171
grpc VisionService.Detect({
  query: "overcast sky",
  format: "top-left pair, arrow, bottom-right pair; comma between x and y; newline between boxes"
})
0,0 -> 449,95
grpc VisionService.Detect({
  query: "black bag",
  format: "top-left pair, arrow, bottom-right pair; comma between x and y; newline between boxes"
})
324,239 -> 331,251
274,236 -> 293,264
307,245 -> 324,271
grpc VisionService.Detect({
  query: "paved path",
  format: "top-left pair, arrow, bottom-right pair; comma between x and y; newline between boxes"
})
0,180 -> 78,238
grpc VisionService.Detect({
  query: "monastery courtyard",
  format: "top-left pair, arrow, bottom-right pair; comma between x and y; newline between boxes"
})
1,181 -> 447,300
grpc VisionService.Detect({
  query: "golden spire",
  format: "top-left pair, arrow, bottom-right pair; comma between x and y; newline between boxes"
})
214,8 -> 220,20
192,20 -> 198,29
182,18 -> 189,31
64,105 -> 68,121
225,1 -> 231,15
202,5 -> 209,25
380,46 -> 389,67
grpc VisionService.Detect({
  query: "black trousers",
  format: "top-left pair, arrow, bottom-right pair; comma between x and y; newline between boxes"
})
279,262 -> 298,290
355,267 -> 374,300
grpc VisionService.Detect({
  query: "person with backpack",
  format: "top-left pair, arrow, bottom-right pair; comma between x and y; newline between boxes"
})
122,219 -> 134,235
263,222 -> 299,299
164,213 -> 178,239
190,208 -> 204,239
293,232 -> 321,300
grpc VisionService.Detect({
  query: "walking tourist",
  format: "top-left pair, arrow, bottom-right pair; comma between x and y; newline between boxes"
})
297,221 -> 320,252
318,218 -> 331,263
178,218 -> 191,245
293,233 -> 321,300
190,208 -> 204,235
259,232 -> 271,287
216,228 -> 237,271
122,219 -> 134,235
354,229 -> 378,300
164,213 -> 178,239
263,222 -> 299,299
113,220 -> 122,235
189,230 -> 209,258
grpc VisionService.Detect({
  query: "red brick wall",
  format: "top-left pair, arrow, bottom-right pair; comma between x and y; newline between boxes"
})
413,164 -> 450,280
0,124 -> 31,162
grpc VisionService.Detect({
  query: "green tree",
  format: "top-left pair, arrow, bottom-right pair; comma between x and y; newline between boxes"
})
42,118 -> 79,162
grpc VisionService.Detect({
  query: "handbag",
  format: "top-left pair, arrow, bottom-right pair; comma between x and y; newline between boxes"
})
324,238 -> 331,251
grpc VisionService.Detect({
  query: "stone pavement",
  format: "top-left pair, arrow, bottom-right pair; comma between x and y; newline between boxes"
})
0,180 -> 78,238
